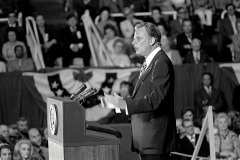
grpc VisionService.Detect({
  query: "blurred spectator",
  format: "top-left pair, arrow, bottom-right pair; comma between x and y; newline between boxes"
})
120,7 -> 143,46
8,124 -> 19,145
96,6 -> 119,38
110,38 -> 131,67
13,139 -> 38,160
230,19 -> 240,62
17,117 -> 29,139
99,0 -> 124,13
0,144 -> 12,160
0,12 -> 25,47
36,15 -> 63,68
214,112 -> 240,159
227,110 -> 240,132
181,108 -> 201,134
2,29 -> 27,62
219,3 -> 240,62
148,6 -> 167,30
192,0 -> 214,28
214,0 -> 232,11
171,0 -> 191,11
0,61 -> 6,72
7,45 -> 34,72
41,127 -> 48,148
184,38 -> 213,64
170,7 -> 188,40
28,128 -> 49,160
148,0 -> 174,12
0,125 -> 9,144
61,13 -> 90,67
195,72 -> 225,117
179,119 -> 210,160
232,85 -> 240,112
176,19 -> 201,58
161,36 -> 182,65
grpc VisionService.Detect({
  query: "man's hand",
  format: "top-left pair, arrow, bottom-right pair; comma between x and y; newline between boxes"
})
102,93 -> 126,110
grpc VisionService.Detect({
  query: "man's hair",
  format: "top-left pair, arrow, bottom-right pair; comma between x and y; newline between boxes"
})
14,45 -> 24,53
98,6 -> 111,15
17,117 -> 28,123
135,22 -> 161,44
182,19 -> 192,26
151,6 -> 161,13
225,3 -> 235,10
120,81 -> 134,95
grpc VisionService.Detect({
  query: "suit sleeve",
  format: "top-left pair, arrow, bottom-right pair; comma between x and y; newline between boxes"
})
125,58 -> 172,115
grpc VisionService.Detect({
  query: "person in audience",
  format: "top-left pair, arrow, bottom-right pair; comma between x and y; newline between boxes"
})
8,124 -> 19,146
148,0 -> 175,12
7,45 -> 34,72
219,3 -> 240,62
176,118 -> 185,138
2,29 -> 27,62
61,13 -> 90,67
120,7 -> 143,46
0,61 -> 6,72
192,0 -> 214,28
41,128 -> 48,148
184,38 -> 213,64
232,85 -> 240,112
13,139 -> 38,160
161,36 -> 182,65
227,110 -> 240,132
28,128 -> 48,160
179,119 -> 210,160
169,7 -> 188,40
230,19 -> 240,62
0,11 -> 25,48
17,117 -> 29,139
0,125 -> 14,147
148,6 -> 167,30
214,112 -> 240,160
0,144 -> 12,160
176,19 -> 201,58
195,72 -> 225,118
181,108 -> 201,134
110,38 -> 131,67
96,6 -> 119,38
35,15 -> 62,67
99,0 -> 124,13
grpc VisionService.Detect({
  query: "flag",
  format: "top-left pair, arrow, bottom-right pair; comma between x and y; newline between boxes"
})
22,67 -> 140,121
219,63 -> 240,84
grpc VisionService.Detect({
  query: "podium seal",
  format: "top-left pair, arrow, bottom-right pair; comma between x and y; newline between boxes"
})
49,104 -> 58,135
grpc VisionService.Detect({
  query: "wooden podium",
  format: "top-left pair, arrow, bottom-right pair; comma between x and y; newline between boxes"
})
47,97 -> 121,160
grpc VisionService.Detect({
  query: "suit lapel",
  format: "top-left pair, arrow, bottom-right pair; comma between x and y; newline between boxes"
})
132,51 -> 162,97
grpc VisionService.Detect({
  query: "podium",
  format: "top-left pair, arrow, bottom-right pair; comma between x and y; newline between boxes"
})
47,97 -> 121,160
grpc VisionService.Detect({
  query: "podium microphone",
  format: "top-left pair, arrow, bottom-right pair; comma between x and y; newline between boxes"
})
69,84 -> 87,100
74,88 -> 97,102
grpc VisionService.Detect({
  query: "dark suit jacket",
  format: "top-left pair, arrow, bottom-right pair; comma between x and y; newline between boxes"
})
176,33 -> 201,58
232,85 -> 240,112
180,134 -> 209,159
183,51 -> 212,64
195,87 -> 225,114
125,50 -> 178,155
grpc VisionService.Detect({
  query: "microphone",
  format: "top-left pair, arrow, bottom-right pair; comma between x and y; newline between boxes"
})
69,84 -> 87,100
74,88 -> 97,102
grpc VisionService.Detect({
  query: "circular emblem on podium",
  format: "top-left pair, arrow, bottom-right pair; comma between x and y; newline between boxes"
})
49,104 -> 58,135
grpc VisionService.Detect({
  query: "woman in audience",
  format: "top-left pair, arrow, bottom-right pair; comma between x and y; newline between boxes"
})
0,144 -> 12,160
96,6 -> 118,38
13,139 -> 37,160
181,108 -> 201,134
214,112 -> 240,160
2,29 -> 27,62
110,38 -> 131,67
231,19 -> 240,62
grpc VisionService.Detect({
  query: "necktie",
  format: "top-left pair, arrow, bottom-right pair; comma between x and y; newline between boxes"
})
139,61 -> 147,78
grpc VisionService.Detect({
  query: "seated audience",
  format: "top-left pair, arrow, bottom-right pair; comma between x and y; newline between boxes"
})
161,36 -> 182,65
227,110 -> 240,134
179,119 -> 210,160
99,0 -> 124,13
214,112 -> 240,159
0,144 -> 12,160
230,19 -> 240,62
36,15 -> 63,67
0,61 -> 6,72
232,85 -> 240,112
109,38 -> 131,67
96,6 -> 119,38
176,19 -> 201,58
2,29 -> 27,62
13,139 -> 38,160
28,128 -> 49,160
41,128 -> 48,148
17,117 -> 29,139
61,13 -> 90,67
0,125 -> 14,147
7,45 -> 35,72
195,72 -> 225,117
148,6 -> 167,29
184,38 -> 213,64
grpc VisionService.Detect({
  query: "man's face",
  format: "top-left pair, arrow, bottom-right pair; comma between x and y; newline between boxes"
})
183,21 -> 192,34
8,13 -> 16,25
15,46 -> 24,58
178,8 -> 187,19
120,84 -> 130,98
132,27 -> 151,57
152,10 -> 161,20
105,28 -> 115,39
8,31 -> 16,42
0,125 -> 9,139
29,129 -> 42,147
183,121 -> 194,136
36,15 -> 45,27
202,74 -> 211,87
17,120 -> 28,132
191,38 -> 201,51
227,5 -> 235,16
67,17 -> 77,28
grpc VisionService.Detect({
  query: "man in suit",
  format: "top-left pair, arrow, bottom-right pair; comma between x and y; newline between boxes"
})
180,119 -> 209,160
184,38 -> 213,64
103,22 -> 178,160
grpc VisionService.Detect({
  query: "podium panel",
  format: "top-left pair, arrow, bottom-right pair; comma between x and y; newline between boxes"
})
47,97 -> 121,160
